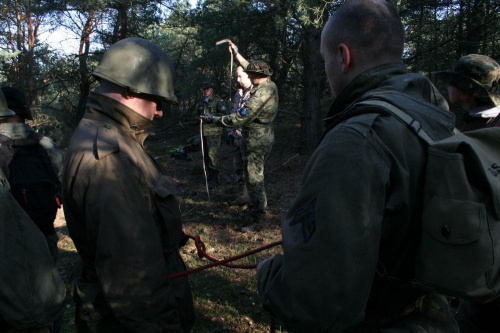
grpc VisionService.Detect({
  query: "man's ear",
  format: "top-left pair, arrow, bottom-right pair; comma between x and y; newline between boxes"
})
338,43 -> 351,73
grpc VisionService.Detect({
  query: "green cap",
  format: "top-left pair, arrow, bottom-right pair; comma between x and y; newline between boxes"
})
93,37 -> 179,105
245,60 -> 273,76
0,89 -> 16,117
201,81 -> 214,89
435,54 -> 500,107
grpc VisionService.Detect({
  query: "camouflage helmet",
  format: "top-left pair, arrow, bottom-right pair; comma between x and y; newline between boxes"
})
1,87 -> 32,120
244,60 -> 273,76
200,80 -> 214,89
0,89 -> 15,118
93,37 -> 179,105
435,54 -> 500,107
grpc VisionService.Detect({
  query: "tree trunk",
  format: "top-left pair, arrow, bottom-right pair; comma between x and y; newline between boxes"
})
26,4 -> 38,110
15,0 -> 24,87
112,4 -> 128,42
76,10 -> 96,122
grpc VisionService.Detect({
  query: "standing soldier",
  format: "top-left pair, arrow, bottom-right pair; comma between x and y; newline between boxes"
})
255,0 -> 459,331
0,171 -> 66,333
0,90 -> 65,333
62,38 -> 195,332
435,54 -> 500,131
228,65 -> 253,206
0,86 -> 63,260
198,80 -> 228,189
201,59 -> 279,223
437,54 -> 500,333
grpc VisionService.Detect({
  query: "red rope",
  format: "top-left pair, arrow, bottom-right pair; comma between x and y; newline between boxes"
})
170,234 -> 281,333
168,234 -> 282,279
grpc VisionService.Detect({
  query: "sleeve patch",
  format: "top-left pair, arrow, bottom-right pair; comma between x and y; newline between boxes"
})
238,107 -> 248,117
289,198 -> 317,243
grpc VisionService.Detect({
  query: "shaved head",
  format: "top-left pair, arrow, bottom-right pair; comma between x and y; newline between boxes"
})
320,0 -> 405,97
324,0 -> 404,63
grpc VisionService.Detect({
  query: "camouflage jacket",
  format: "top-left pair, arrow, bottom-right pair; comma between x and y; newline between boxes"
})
257,63 -> 458,332
0,123 -> 63,184
62,92 -> 195,333
198,94 -> 227,136
220,78 -> 278,131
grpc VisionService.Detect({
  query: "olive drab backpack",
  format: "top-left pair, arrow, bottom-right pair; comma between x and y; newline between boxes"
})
0,132 -> 59,236
351,99 -> 500,303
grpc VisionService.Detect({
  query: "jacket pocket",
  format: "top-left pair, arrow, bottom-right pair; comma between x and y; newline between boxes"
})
415,149 -> 493,294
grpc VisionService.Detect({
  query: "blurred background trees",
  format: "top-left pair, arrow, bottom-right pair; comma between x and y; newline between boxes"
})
0,0 -> 498,150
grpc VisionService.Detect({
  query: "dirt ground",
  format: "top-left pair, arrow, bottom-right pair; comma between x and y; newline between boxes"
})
55,109 -> 311,332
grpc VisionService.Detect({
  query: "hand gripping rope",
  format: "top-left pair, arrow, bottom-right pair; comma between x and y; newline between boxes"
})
169,234 -> 282,333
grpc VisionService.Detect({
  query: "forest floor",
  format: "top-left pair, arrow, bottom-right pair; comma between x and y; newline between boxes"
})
55,109 -> 311,333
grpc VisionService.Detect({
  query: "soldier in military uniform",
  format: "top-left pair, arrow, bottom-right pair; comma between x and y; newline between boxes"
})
0,86 -> 63,260
437,55 -> 500,333
198,81 -> 227,189
0,91 -> 65,333
254,0 -> 459,331
436,54 -> 500,131
62,38 -> 195,332
0,173 -> 66,333
201,60 -> 278,221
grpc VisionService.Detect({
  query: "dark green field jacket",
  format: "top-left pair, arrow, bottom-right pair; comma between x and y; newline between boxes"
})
257,63 -> 458,332
62,92 -> 195,333
0,181 -> 65,331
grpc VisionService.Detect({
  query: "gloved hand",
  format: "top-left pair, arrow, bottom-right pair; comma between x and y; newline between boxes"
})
200,114 -> 219,124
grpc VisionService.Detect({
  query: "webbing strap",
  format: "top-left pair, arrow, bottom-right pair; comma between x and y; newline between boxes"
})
355,100 -> 435,145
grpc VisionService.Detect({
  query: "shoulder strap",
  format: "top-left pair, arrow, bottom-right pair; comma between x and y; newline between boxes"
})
354,100 -> 436,145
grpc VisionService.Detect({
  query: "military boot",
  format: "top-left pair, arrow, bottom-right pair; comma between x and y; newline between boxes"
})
231,183 -> 249,206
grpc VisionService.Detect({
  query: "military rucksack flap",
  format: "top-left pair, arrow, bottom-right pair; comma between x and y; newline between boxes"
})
415,129 -> 500,301
416,146 -> 492,296
93,126 -> 120,160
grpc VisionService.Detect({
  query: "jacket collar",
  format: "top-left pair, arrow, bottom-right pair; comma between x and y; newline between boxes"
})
251,77 -> 270,92
469,105 -> 500,119
327,63 -> 408,118
84,92 -> 154,132
0,122 -> 33,139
